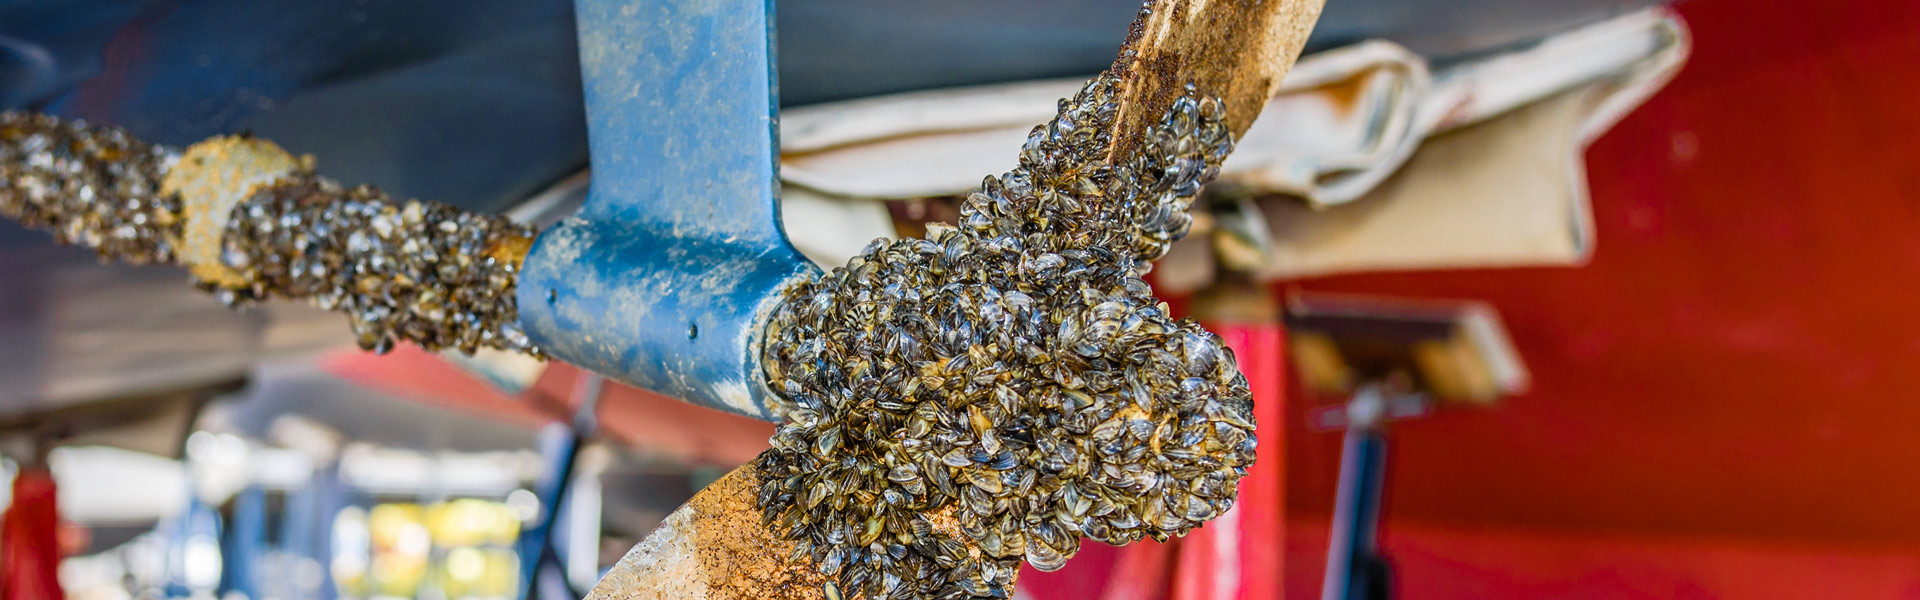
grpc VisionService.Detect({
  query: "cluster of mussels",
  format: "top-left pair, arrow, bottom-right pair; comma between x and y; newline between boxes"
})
0,112 -> 181,264
212,177 -> 541,355
758,72 -> 1255,600
0,111 -> 540,356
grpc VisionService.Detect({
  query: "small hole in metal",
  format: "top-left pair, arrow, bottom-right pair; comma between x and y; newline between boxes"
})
546,289 -> 557,305
688,323 -> 699,340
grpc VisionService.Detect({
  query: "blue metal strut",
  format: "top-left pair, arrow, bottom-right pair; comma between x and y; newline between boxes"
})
517,0 -> 818,420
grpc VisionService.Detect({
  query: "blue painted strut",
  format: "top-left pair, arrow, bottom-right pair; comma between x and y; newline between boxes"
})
518,0 -> 819,420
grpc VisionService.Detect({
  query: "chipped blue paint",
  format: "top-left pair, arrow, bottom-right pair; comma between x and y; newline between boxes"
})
517,0 -> 817,420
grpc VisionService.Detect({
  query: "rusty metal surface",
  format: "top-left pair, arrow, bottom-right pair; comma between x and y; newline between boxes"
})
588,464 -> 827,600
1106,0 -> 1325,163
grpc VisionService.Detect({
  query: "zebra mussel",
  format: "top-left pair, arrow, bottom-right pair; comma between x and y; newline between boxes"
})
759,71 -> 1255,600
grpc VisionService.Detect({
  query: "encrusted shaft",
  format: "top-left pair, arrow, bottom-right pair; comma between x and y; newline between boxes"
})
0,112 -> 180,264
0,111 -> 540,356
211,175 -> 539,355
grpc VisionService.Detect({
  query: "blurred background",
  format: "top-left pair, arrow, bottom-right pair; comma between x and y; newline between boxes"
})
3,0 -> 1918,599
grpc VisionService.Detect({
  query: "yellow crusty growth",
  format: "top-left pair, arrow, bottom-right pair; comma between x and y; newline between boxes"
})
161,135 -> 304,287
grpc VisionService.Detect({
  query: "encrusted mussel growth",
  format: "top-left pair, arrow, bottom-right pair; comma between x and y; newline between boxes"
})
0,111 -> 540,356
0,112 -> 181,264
212,177 -> 540,355
758,71 -> 1255,600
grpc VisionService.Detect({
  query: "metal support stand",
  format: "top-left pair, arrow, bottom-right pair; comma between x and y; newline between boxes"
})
517,374 -> 603,600
1320,385 -> 1410,600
